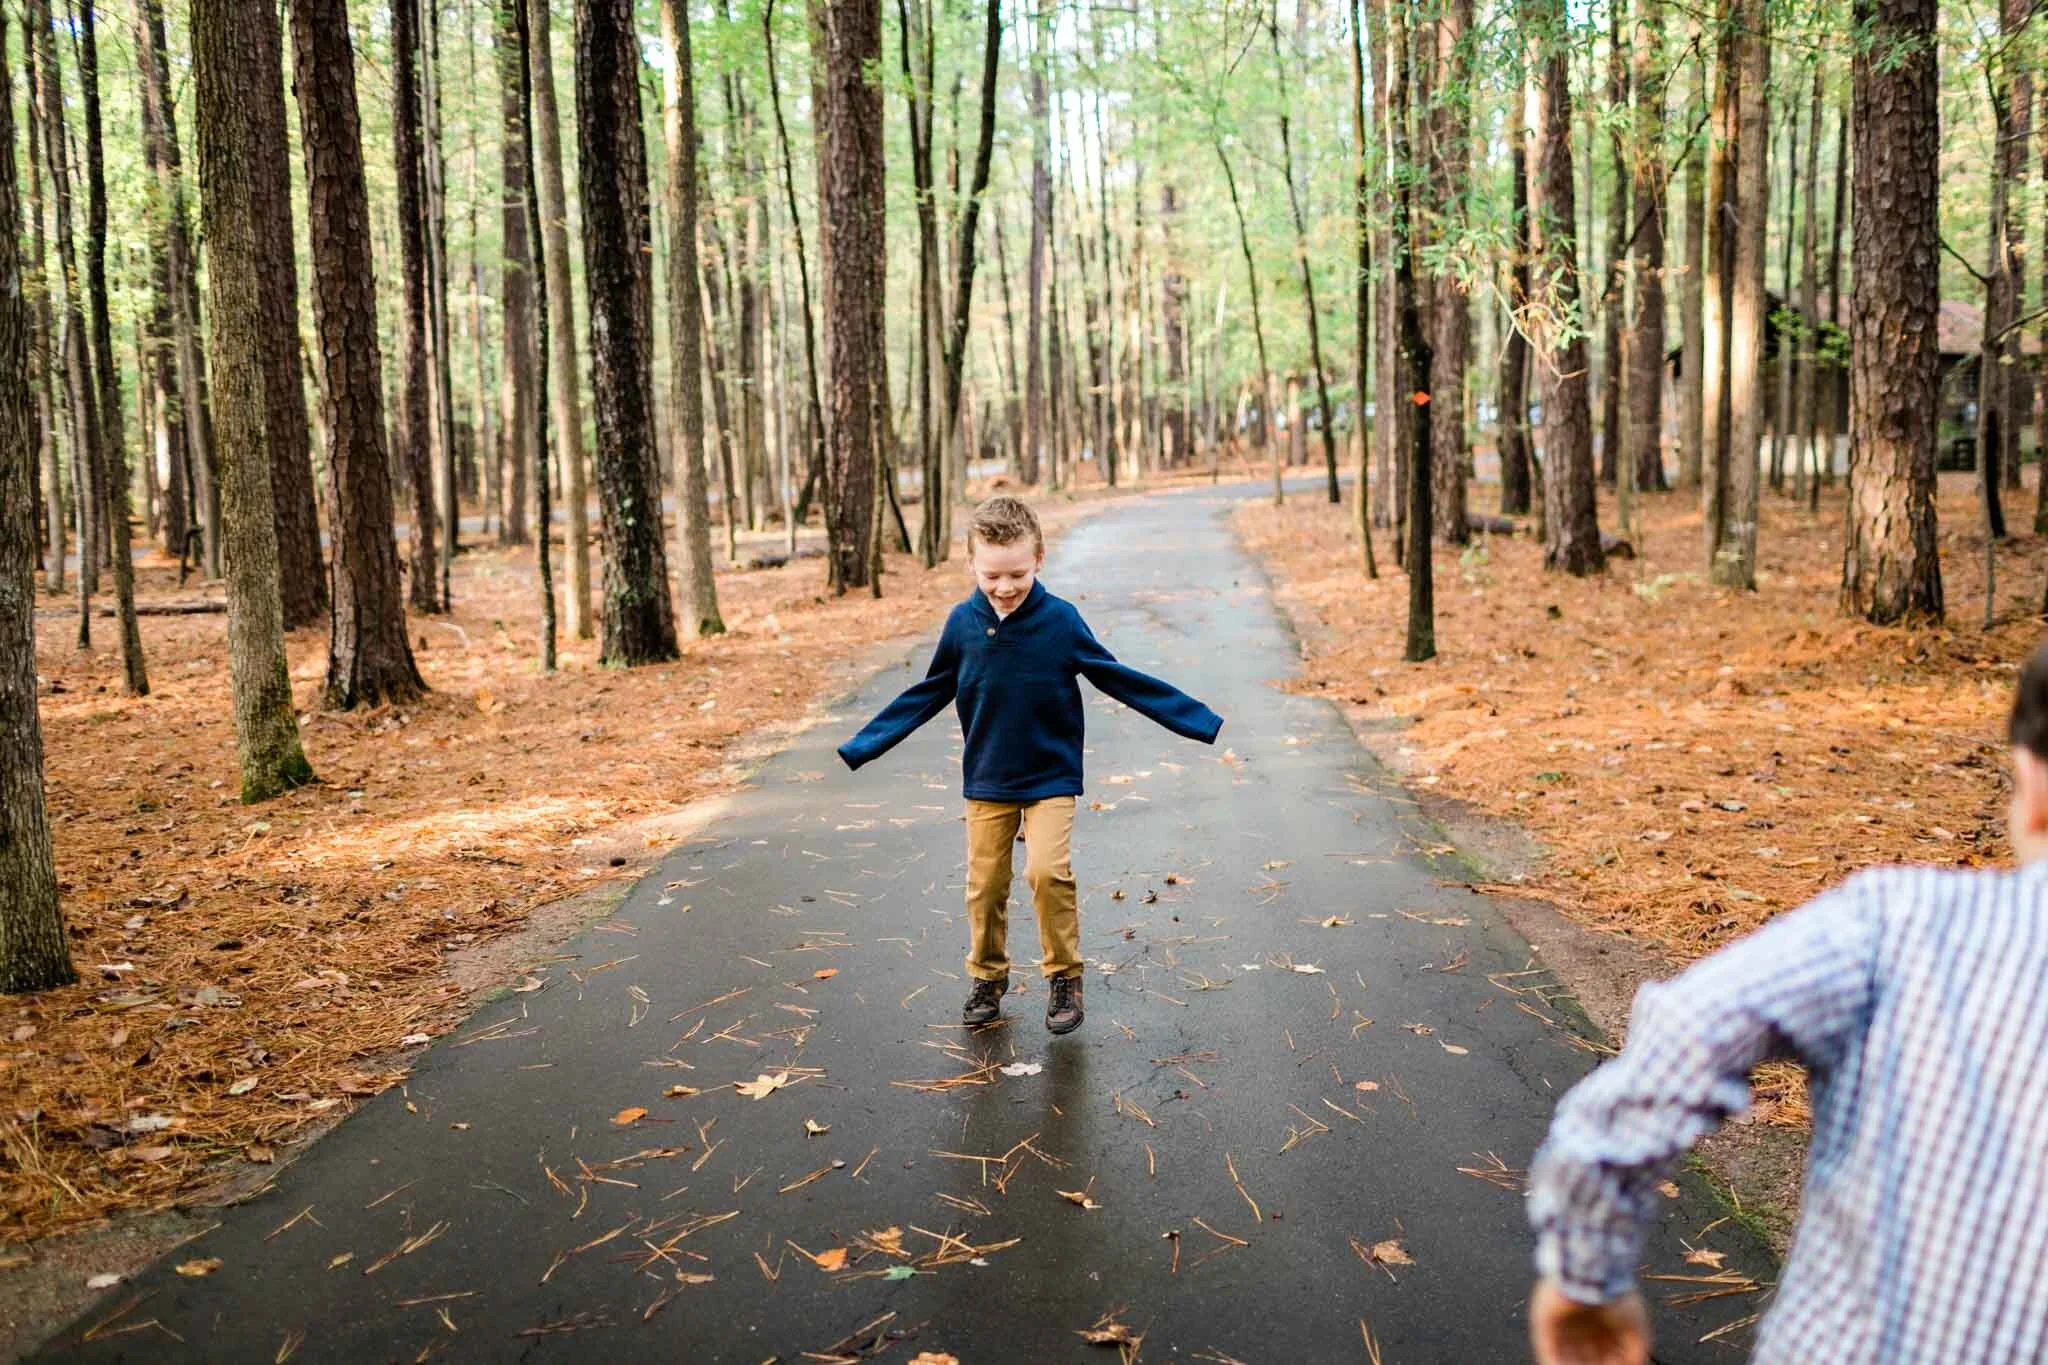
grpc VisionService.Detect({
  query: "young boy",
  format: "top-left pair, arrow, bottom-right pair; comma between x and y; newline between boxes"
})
1527,641 -> 2048,1364
837,496 -> 1223,1035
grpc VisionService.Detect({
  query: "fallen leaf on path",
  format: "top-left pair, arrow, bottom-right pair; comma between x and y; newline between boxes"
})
1057,1189 -> 1103,1211
1291,964 -> 1325,975
674,1272 -> 715,1285
1683,1248 -> 1727,1269
612,1107 -> 648,1126
227,1077 -> 259,1096
1657,1181 -> 1682,1199
1370,1240 -> 1413,1266
1440,1043 -> 1470,1057
813,969 -> 838,980
909,1354 -> 962,1365
804,1119 -> 830,1137
85,1273 -> 121,1290
664,1085 -> 700,1098
736,1072 -> 793,1100
175,1258 -> 222,1277
1354,1080 -> 1380,1092
512,976 -> 546,993
1320,916 -> 1354,928
1079,1315 -> 1142,1346
883,1265 -> 922,1281
811,1247 -> 848,1272
1001,1061 -> 1043,1077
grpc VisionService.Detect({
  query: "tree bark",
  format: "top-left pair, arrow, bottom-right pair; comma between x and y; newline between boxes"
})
1700,10 -> 1734,573
0,0 -> 74,992
247,0 -> 323,628
1350,0 -> 1378,575
26,22 -> 65,594
664,0 -> 724,637
1391,0 -> 1434,661
1678,40 -> 1707,491
938,0 -> 999,540
1500,125 -> 1534,516
393,0 -> 441,615
1771,96 -> 1798,495
1795,63 -> 1823,509
764,0 -> 827,538
194,0 -> 315,799
512,0 -> 555,670
1843,0 -> 1942,622
578,0 -> 679,657
1525,0 -> 1603,574
423,0 -> 458,607
497,0 -> 537,547
1021,0 -> 1049,488
1597,0 -> 1626,489
813,0 -> 885,591
529,0 -> 591,636
1218,144 -> 1278,506
1711,0 -> 1766,589
290,0 -> 426,708
1426,0 -> 1471,538
36,0 -> 104,616
79,0 -> 146,693
1272,5 -> 1344,506
1626,0 -> 1667,497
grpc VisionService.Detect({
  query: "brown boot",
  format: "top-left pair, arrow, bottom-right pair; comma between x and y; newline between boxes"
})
962,976 -> 1008,1026
1045,973 -> 1084,1035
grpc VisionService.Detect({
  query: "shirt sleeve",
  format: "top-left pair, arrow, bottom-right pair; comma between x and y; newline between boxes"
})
837,619 -> 961,771
1527,870 -> 1884,1303
1070,610 -> 1224,745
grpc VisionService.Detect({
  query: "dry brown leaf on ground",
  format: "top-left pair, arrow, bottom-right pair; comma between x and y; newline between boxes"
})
1370,1239 -> 1413,1266
173,1258 -> 222,1277
612,1108 -> 648,1126
735,1072 -> 793,1100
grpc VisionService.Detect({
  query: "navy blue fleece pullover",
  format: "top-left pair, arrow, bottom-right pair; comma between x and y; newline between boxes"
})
837,580 -> 1224,802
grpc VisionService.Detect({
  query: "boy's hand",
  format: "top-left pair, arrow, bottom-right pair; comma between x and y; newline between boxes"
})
1528,1279 -> 1649,1365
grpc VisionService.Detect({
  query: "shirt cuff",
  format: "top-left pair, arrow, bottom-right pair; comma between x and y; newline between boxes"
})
1533,1217 -> 1642,1304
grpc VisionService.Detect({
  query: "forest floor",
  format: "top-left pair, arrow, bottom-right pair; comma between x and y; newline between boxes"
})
1236,465 -> 2046,1139
2,472 -> 1242,1259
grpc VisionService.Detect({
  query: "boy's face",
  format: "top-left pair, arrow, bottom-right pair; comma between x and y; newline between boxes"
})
2011,746 -> 2048,864
971,537 -> 1043,615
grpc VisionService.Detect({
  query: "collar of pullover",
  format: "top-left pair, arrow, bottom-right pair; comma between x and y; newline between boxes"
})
969,579 -> 1048,628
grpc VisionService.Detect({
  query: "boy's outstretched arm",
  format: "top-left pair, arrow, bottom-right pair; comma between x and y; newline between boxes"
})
838,624 -> 961,771
1071,615 -> 1223,745
1528,872 -> 1882,1309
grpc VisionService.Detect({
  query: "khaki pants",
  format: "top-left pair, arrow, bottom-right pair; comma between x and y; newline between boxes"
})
964,797 -> 1081,982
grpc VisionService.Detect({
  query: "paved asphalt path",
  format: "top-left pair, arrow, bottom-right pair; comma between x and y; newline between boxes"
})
45,481 -> 1772,1362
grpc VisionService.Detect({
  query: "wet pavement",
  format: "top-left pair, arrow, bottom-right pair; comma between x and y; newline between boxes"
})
43,480 -> 1772,1362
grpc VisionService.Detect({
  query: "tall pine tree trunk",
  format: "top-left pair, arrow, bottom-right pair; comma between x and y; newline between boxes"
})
1021,0 -> 1048,488
423,0 -> 458,606
498,1 -> 537,547
1597,0 -> 1626,489
1626,0 -> 1667,497
247,0 -> 324,628
1426,0 -> 1471,538
1525,0 -> 1603,574
393,0 -> 441,613
27,25 -> 66,594
1392,0 -> 1434,660
578,0 -> 679,655
1678,39 -> 1707,491
291,0 -> 426,708
1499,125 -> 1534,516
1350,0 -> 1378,574
79,0 -> 146,693
529,0 -> 591,636
1272,4 -> 1343,505
193,0 -> 315,800
663,0 -> 724,637
1712,0 -> 1767,589
0,0 -> 74,992
1844,0 -> 1942,622
814,0 -> 885,591
1795,64 -> 1823,510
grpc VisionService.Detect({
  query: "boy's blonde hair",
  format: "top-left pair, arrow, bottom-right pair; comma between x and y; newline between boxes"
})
968,495 -> 1043,556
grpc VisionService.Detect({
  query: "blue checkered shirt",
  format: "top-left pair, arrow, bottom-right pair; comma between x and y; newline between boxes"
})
1530,861 -> 2048,1362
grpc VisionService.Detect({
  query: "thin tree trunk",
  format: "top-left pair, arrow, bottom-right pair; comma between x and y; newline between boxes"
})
1701,7 -> 1735,573
394,0 -> 441,615
1272,5 -> 1343,505
1772,94 -> 1798,495
1598,0 -> 1626,489
1526,0 -> 1603,574
664,0 -> 723,637
291,0 -> 427,708
0,0 -> 74,992
37,0 -> 103,618
1392,0 -> 1434,660
1370,0 -> 1403,536
1021,0 -> 1049,488
578,0 -> 679,656
511,0 -> 555,670
529,0 -> 590,636
247,0 -> 324,628
938,0 -> 999,543
1714,0 -> 1767,588
1796,63 -> 1823,511
423,0 -> 457,606
1844,0 -> 1942,622
1678,38 -> 1707,491
764,0 -> 826,534
193,0 -> 315,800
79,0 -> 145,692
1218,144 -> 1278,506
1425,0 -> 1471,537
1626,0 -> 1667,498
1825,91 -> 1848,489
26,25 -> 65,594
1500,125 -> 1534,516
1350,0 -> 1378,575
497,0 -> 537,548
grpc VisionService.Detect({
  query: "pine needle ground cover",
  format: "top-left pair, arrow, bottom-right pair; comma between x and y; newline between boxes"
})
1238,469 -> 2041,1128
